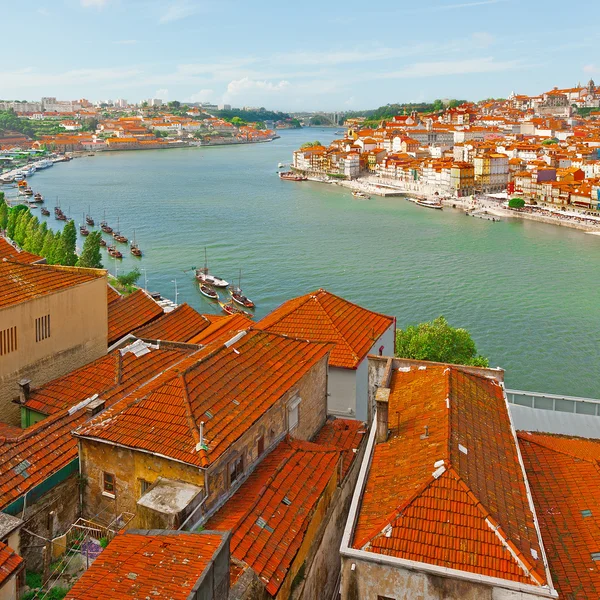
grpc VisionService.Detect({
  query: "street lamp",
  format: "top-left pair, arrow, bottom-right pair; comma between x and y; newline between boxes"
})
141,268 -> 148,291
171,279 -> 179,305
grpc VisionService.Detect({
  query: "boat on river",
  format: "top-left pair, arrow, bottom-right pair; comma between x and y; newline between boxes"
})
107,245 -> 122,259
41,207 -> 50,216
130,230 -> 142,257
279,171 -> 307,181
112,217 -> 128,243
199,284 -> 218,300
0,174 -> 14,184
229,269 -> 255,308
416,199 -> 443,210
86,207 -> 94,226
196,248 -> 229,288
352,190 -> 370,199
33,193 -> 43,203
219,300 -> 253,318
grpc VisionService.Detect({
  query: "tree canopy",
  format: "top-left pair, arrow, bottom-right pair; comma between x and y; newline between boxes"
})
395,316 -> 489,367
77,231 -> 103,268
508,198 -> 526,209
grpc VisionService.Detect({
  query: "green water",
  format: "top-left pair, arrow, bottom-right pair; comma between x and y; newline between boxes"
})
23,129 -> 600,397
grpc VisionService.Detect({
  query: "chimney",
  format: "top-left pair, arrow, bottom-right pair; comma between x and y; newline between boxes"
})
376,387 -> 390,444
17,379 -> 31,404
86,397 -> 106,417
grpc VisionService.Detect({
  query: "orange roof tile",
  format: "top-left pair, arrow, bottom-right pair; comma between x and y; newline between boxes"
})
106,284 -> 121,303
133,303 -> 211,342
65,530 -> 227,600
518,432 -> 600,599
353,365 -> 549,587
0,261 -> 105,309
256,289 -> 394,369
187,313 -> 253,345
312,417 -> 366,478
75,330 -> 332,467
206,437 -> 341,596
107,289 -> 163,345
0,541 -> 23,586
0,236 -> 43,264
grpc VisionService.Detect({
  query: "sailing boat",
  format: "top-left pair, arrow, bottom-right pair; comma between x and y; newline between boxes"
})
112,217 -> 128,244
229,269 -> 255,308
100,210 -> 113,234
86,205 -> 95,226
195,248 -> 228,288
130,229 -> 142,257
79,213 -> 90,236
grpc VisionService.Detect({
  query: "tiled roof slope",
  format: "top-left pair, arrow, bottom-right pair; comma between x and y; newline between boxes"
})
107,288 -> 163,345
255,289 -> 394,369
313,416 -> 366,478
0,541 -> 23,585
76,331 -> 332,468
518,432 -> 600,599
0,236 -> 42,264
23,344 -> 194,416
353,366 -> 549,588
188,313 -> 253,345
0,260 -> 105,309
133,303 -> 212,342
106,284 -> 121,303
0,344 -> 196,511
65,530 -> 226,600
206,431 -> 358,596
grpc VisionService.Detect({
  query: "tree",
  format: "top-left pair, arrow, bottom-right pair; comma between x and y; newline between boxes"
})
432,99 -> 444,112
395,316 -> 489,367
55,220 -> 78,266
40,230 -> 56,263
31,221 -> 48,254
231,116 -> 246,127
300,141 -> 322,150
508,198 -> 525,209
116,268 -> 141,287
22,215 -> 40,252
77,231 -> 103,268
0,201 -> 7,231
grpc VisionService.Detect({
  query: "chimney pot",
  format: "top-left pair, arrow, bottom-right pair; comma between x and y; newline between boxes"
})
17,379 -> 31,404
375,387 -> 390,443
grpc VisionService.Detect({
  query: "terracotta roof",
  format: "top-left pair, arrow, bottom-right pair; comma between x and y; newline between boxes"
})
75,330 -> 332,467
106,284 -> 121,303
107,289 -> 164,345
0,343 -> 196,511
353,365 -> 549,588
256,289 -> 394,369
65,530 -> 227,600
0,260 -> 105,309
187,313 -> 253,345
0,236 -> 42,264
0,541 -> 23,586
519,432 -> 600,599
206,436 -> 344,595
133,303 -> 212,342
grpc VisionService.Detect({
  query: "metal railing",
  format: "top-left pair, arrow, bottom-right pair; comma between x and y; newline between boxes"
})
505,389 -> 600,416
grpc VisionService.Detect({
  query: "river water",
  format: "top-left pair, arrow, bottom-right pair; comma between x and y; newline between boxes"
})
22,129 -> 600,397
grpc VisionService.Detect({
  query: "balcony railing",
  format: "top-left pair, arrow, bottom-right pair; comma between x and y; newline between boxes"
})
505,389 -> 600,416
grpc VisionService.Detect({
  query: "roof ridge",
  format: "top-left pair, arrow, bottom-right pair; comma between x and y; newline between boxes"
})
517,432 -> 600,464
314,288 -> 395,324
446,466 -> 545,586
179,373 -> 201,447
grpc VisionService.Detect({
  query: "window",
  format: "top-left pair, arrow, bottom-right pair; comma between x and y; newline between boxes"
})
288,397 -> 301,432
229,456 -> 244,487
139,479 -> 151,496
35,314 -> 51,342
377,596 -> 396,600
103,472 -> 115,497
257,436 -> 265,457
0,326 -> 17,356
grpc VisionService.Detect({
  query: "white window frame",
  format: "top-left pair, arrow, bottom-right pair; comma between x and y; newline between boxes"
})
288,396 -> 301,432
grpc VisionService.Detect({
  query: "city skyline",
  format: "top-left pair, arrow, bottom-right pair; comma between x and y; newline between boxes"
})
2,0 -> 599,110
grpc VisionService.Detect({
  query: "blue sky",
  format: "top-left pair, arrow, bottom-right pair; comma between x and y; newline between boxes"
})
2,0 -> 599,111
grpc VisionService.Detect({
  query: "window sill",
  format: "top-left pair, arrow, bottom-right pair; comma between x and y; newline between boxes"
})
102,491 -> 116,499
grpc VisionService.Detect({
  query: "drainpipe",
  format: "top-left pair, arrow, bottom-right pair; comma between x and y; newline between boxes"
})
178,468 -> 209,531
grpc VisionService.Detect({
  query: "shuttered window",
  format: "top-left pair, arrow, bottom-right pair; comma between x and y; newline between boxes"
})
35,314 -> 51,342
0,326 -> 17,355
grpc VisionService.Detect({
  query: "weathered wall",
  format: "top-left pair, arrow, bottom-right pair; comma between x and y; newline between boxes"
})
80,439 -> 204,526
0,573 -> 20,600
340,558 -> 543,600
17,473 -> 80,572
0,276 -> 108,425
292,429 -> 368,600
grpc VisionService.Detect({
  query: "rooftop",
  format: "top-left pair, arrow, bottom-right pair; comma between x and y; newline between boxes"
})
132,302 -> 212,342
0,260 -> 105,309
0,541 -> 23,587
0,236 -> 43,265
107,288 -> 164,345
351,364 -> 550,589
256,289 -> 394,369
65,530 -> 228,600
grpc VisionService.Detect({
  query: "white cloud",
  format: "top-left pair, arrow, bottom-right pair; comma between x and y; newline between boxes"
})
81,0 -> 107,7
0,67 -> 142,88
436,0 -> 506,9
37,8 -> 50,16
159,1 -> 198,23
378,57 -> 522,79
154,88 -> 169,100
187,89 -> 215,102
225,78 -> 290,96
584,64 -> 599,74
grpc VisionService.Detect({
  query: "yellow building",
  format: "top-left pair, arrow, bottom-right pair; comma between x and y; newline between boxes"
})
450,161 -> 475,197
0,261 -> 108,425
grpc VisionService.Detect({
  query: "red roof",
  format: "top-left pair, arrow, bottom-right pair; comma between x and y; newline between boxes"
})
519,432 -> 600,599
65,530 -> 227,600
106,284 -> 121,303
0,261 -> 104,309
353,365 -> 549,587
256,289 -> 394,369
206,420 -> 363,596
107,289 -> 163,345
0,541 -> 23,586
0,343 -> 196,511
76,330 -> 332,467
0,236 -> 42,264
133,303 -> 212,342
187,313 -> 253,345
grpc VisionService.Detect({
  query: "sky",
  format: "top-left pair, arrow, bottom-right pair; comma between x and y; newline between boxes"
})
1,0 -> 599,111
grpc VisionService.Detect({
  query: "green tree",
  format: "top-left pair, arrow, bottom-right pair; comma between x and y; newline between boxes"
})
116,268 -> 141,287
31,221 -> 48,254
54,220 -> 77,266
14,210 -> 32,246
40,230 -> 56,263
395,316 -> 489,367
0,201 -> 8,231
22,215 -> 40,252
77,231 -> 103,268
300,141 -> 322,150
231,116 -> 246,126
508,198 -> 526,209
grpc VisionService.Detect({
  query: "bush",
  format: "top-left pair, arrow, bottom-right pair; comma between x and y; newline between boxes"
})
116,268 -> 141,287
25,571 -> 42,589
508,197 -> 526,209
99,537 -> 109,549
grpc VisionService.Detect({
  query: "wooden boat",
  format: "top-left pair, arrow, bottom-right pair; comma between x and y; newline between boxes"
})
279,171 -> 307,181
112,217 -> 128,243
229,270 -> 255,308
80,225 -> 89,236
41,207 -> 50,216
352,190 -> 370,199
86,208 -> 94,226
33,193 -> 43,203
100,210 -> 113,233
199,284 -> 218,300
195,248 -> 229,288
56,212 -> 67,221
107,246 -> 123,259
99,238 -> 107,247
130,230 -> 142,257
415,199 -> 443,210
219,300 -> 252,318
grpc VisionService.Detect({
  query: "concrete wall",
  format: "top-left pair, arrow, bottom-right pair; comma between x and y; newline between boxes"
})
0,573 -> 20,600
328,368 -> 357,419
0,276 -> 108,425
340,558 -> 544,600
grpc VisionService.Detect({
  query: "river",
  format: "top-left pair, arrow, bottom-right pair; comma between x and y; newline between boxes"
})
19,128 -> 600,397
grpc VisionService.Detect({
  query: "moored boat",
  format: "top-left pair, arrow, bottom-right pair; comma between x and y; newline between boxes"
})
415,199 -> 443,210
100,210 -> 113,233
80,225 -> 90,236
41,207 -> 50,216
86,208 -> 94,226
56,212 -> 67,221
199,284 -> 218,300
352,190 -> 370,199
130,230 -> 142,256
99,238 -> 107,247
0,174 -> 14,184
33,193 -> 43,203
279,171 -> 307,181
195,248 -> 229,288
219,300 -> 253,318
107,245 -> 123,259
228,269 -> 255,308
